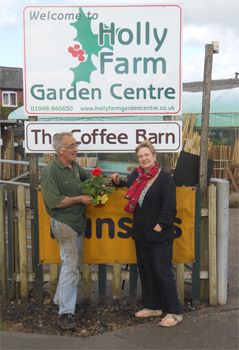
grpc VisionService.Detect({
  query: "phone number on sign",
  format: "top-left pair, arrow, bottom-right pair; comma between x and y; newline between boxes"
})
30,106 -> 73,112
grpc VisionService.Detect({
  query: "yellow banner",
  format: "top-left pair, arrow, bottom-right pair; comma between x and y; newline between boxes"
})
38,187 -> 196,264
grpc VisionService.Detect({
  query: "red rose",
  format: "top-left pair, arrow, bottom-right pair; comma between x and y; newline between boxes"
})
91,167 -> 102,177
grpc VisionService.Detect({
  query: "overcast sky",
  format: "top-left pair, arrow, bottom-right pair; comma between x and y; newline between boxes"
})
0,0 -> 238,82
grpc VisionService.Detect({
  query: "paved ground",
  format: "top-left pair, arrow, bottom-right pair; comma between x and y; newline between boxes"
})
1,207 -> 238,350
1,304 -> 238,350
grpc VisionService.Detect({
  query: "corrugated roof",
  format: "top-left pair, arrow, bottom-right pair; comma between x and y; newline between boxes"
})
182,87 -> 239,127
183,78 -> 239,92
194,114 -> 239,128
183,88 -> 239,113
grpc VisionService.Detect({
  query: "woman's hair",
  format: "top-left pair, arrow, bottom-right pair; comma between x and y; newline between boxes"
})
52,132 -> 73,151
135,139 -> 157,156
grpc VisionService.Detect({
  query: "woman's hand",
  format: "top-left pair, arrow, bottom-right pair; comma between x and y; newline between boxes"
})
110,173 -> 121,185
153,224 -> 162,232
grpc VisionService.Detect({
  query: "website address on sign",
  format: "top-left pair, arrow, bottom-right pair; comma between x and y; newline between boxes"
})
80,105 -> 176,113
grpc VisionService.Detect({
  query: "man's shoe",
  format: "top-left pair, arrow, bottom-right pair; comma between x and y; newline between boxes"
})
58,313 -> 76,330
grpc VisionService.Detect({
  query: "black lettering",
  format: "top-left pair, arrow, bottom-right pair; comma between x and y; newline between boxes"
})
42,129 -> 52,144
136,129 -> 146,144
136,129 -> 147,143
106,133 -> 117,144
118,133 -> 128,144
96,218 -> 115,239
118,217 -> 133,238
85,218 -> 92,238
173,217 -> 182,238
31,129 -> 41,144
166,132 -> 175,144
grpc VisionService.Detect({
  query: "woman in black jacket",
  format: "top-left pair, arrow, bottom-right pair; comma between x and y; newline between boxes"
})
111,140 -> 182,327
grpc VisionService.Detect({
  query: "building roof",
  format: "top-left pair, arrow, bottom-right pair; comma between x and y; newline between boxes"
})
0,120 -> 17,125
0,66 -> 23,89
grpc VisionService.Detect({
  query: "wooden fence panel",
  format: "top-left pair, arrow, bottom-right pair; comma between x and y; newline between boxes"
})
0,185 -> 202,306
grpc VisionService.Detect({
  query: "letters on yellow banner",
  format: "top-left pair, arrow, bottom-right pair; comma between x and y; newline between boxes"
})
38,187 -> 196,264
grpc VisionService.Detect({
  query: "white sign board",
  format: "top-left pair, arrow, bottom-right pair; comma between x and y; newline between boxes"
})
23,5 -> 182,116
24,121 -> 182,153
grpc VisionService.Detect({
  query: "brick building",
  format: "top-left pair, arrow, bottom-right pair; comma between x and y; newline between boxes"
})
0,66 -> 23,119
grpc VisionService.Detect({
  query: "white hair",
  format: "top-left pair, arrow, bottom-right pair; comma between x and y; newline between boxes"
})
52,132 -> 73,151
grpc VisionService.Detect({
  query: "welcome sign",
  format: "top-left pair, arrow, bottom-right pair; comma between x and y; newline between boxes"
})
23,5 -> 182,116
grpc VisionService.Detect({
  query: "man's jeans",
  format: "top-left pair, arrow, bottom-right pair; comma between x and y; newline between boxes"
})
50,218 -> 83,315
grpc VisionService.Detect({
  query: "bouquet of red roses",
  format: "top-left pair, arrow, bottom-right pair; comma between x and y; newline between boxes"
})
81,167 -> 114,206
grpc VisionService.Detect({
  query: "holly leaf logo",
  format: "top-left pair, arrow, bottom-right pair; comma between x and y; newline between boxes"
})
70,56 -> 97,84
69,8 -> 114,85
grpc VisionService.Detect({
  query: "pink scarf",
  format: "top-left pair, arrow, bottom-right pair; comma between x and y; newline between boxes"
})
124,163 -> 160,213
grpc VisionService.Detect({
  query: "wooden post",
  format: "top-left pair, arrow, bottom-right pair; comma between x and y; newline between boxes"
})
224,163 -> 239,192
199,42 -> 218,300
49,264 -> 58,295
82,264 -> 91,300
113,263 -> 121,300
0,186 -> 7,299
17,185 -> 28,300
129,264 -> 138,304
208,184 -> 217,305
176,263 -> 184,305
7,189 -> 15,299
98,264 -> 107,303
29,115 -> 43,302
161,115 -> 172,172
29,116 -> 39,205
14,188 -> 20,300
0,126 -> 2,179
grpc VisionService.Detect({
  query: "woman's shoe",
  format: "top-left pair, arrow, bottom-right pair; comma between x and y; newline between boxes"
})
158,314 -> 183,327
135,308 -> 162,318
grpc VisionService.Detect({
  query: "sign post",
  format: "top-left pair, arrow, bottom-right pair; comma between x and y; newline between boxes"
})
199,42 -> 219,300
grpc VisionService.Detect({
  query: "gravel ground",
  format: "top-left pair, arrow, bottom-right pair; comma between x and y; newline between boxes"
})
1,296 -> 205,338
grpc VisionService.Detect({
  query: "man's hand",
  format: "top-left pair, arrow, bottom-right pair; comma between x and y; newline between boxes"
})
79,195 -> 92,205
57,195 -> 93,208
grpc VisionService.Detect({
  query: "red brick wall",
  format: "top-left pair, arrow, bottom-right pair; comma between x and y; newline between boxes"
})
17,90 -> 24,106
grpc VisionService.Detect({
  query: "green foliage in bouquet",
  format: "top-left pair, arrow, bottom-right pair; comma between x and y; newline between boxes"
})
81,167 -> 114,206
